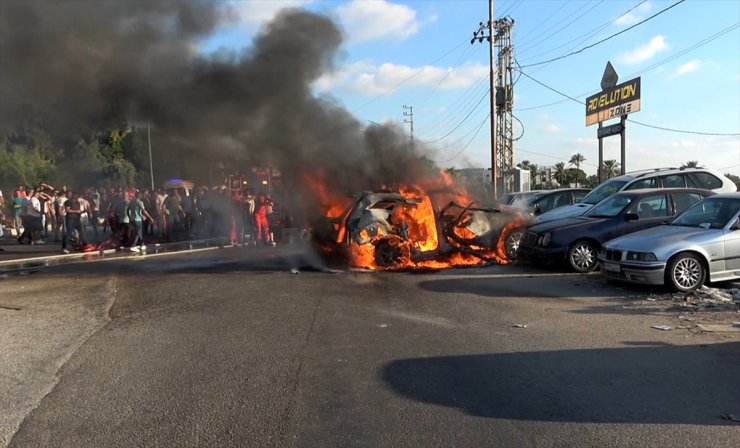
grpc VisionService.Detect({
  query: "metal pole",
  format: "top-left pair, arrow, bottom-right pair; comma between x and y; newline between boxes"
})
489,0 -> 497,198
147,122 -> 155,190
598,122 -> 604,183
620,115 -> 627,175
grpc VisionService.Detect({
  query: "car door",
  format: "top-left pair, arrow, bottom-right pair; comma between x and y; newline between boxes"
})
618,193 -> 669,237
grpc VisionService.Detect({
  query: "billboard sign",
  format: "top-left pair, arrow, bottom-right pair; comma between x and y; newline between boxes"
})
585,77 -> 641,126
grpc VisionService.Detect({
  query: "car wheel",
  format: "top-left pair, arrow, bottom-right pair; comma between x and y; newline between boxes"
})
568,240 -> 598,273
374,239 -> 404,268
666,252 -> 706,292
503,227 -> 524,261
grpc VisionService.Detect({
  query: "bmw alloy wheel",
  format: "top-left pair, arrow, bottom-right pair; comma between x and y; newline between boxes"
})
668,253 -> 705,292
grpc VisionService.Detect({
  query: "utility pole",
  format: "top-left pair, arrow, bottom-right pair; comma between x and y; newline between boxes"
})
471,0 -> 497,198
494,17 -> 515,195
403,105 -> 414,144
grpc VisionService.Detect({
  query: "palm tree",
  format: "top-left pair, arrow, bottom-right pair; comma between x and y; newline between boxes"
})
602,160 -> 620,179
528,163 -> 540,187
569,153 -> 586,187
553,162 -> 568,186
681,160 -> 700,168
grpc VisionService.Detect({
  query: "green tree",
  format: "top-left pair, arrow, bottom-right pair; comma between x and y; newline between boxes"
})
681,160 -> 700,168
568,153 -> 586,188
0,142 -> 57,187
567,168 -> 587,188
585,174 -> 599,188
103,156 -> 137,187
553,162 -> 568,186
602,159 -> 620,179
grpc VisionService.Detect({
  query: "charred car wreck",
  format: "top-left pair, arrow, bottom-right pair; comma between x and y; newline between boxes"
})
313,191 -> 525,269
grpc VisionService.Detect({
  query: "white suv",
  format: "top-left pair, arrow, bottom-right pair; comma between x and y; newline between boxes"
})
535,167 -> 737,223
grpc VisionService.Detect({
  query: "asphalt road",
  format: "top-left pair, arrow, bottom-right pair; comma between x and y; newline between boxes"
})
1,246 -> 739,447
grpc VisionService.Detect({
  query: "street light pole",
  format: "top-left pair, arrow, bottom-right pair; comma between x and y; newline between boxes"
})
147,122 -> 154,191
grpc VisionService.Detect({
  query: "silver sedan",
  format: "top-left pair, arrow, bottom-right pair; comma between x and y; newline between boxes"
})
598,192 -> 740,291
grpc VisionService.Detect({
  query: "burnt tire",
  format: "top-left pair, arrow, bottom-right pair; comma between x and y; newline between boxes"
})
666,252 -> 706,292
568,240 -> 598,273
374,240 -> 403,268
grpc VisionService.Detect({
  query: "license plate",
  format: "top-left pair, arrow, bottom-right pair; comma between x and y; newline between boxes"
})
603,262 -> 620,273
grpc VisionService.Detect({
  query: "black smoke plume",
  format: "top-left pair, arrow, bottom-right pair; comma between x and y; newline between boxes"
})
0,1 -> 432,218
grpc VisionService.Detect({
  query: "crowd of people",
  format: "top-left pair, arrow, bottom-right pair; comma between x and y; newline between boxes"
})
1,183 -> 282,253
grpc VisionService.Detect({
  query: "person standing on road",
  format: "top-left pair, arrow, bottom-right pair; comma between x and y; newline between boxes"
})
163,189 -> 184,242
54,190 -> 68,242
155,188 -> 167,239
126,190 -> 153,252
254,194 -> 273,246
12,190 -> 23,235
89,189 -> 101,238
61,191 -> 86,254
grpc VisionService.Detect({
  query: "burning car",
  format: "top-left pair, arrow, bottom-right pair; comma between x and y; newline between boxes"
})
311,189 -> 526,270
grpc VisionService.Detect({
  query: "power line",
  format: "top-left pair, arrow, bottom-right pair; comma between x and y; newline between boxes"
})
627,120 -> 740,136
351,38 -> 469,113
516,68 -> 740,137
415,73 -> 489,137
411,44 -> 478,109
523,1 -> 647,62
438,114 -> 490,163
425,89 -> 489,143
514,21 -> 740,112
516,0 -> 584,50
517,1 -> 605,57
519,0 -> 686,68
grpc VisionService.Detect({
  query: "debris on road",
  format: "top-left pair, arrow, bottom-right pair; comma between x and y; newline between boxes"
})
513,324 -> 527,328
290,268 -> 300,274
721,413 -> 740,423
0,304 -> 22,311
651,325 -> 672,331
696,324 -> 740,333
657,285 -> 740,311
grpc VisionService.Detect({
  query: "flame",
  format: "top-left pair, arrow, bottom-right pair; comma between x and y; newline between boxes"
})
302,172 -> 350,217
304,169 -> 525,271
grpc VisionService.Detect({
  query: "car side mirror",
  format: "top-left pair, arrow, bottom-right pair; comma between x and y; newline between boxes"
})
625,212 -> 639,221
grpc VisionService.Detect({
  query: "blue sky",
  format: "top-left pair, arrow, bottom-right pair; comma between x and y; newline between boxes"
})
202,0 -> 740,177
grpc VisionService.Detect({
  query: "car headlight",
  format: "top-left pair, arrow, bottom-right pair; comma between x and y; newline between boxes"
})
537,232 -> 551,247
625,251 -> 657,262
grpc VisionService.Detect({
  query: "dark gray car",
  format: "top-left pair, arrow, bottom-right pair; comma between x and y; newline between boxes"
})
520,188 -> 715,272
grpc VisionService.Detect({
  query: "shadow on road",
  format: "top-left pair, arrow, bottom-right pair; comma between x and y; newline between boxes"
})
380,342 -> 740,424
416,273 -> 619,299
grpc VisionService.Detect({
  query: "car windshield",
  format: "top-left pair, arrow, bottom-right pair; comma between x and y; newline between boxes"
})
581,179 -> 629,204
585,194 -> 634,218
523,192 -> 547,206
671,197 -> 740,229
